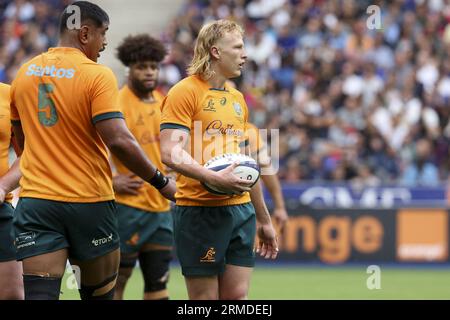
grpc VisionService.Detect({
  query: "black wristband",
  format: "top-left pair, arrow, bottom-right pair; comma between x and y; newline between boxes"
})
150,169 -> 170,190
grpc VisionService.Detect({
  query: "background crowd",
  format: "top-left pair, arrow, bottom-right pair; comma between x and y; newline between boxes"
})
2,0 -> 450,186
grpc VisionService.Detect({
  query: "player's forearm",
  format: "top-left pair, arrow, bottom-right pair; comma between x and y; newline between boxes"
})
108,135 -> 157,183
261,173 -> 286,210
250,180 -> 272,225
161,146 -> 214,183
0,157 -> 21,193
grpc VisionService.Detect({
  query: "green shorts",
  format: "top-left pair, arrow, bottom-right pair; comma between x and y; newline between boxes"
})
0,202 -> 16,262
173,202 -> 256,277
116,203 -> 173,254
14,197 -> 120,261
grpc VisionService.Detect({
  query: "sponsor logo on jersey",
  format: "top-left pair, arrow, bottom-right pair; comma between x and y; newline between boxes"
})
26,64 -> 76,79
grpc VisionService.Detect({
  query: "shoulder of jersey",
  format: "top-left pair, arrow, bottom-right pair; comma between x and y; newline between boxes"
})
228,86 -> 246,105
83,64 -> 116,83
227,85 -> 243,96
169,75 -> 204,94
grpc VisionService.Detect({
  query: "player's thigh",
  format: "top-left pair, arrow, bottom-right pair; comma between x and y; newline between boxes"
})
69,248 -> 120,286
22,249 -> 68,277
185,275 -> 219,300
218,264 -> 253,300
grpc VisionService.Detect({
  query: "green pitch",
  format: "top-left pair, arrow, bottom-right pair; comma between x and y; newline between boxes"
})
59,265 -> 450,300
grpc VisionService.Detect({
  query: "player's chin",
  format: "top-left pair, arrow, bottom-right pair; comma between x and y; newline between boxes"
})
142,82 -> 155,91
229,70 -> 241,78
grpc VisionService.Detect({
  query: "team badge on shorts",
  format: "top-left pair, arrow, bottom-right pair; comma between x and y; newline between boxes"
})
200,247 -> 216,263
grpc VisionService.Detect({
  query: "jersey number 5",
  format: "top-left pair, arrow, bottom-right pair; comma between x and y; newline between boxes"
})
38,83 -> 59,126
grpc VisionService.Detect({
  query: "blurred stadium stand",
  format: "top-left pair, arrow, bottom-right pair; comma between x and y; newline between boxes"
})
2,0 -> 450,189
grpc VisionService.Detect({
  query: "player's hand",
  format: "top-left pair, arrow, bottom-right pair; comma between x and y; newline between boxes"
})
158,178 -> 176,202
113,173 -> 143,195
272,208 -> 288,236
208,162 -> 253,195
256,223 -> 279,259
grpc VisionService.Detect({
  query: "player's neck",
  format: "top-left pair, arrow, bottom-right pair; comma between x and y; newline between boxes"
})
206,73 -> 227,90
58,38 -> 85,55
129,83 -> 155,103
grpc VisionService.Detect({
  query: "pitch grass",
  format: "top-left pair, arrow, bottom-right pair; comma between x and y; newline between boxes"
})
59,265 -> 450,300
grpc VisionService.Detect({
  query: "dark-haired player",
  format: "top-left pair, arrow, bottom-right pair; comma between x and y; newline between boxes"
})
10,1 -> 175,300
112,34 -> 172,300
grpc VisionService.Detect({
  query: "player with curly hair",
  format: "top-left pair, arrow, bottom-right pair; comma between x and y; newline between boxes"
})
113,34 -> 172,300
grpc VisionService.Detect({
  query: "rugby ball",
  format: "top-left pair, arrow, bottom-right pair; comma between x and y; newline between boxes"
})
202,153 -> 260,195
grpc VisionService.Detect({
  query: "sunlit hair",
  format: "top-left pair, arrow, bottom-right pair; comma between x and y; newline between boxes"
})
187,19 -> 244,80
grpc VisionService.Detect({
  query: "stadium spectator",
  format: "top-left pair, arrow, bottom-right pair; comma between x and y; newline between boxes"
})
400,138 -> 440,186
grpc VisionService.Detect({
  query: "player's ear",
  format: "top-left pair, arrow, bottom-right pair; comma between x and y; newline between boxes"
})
210,46 -> 220,60
78,25 -> 90,45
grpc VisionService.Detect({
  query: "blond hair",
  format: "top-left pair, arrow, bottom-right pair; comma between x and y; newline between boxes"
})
187,19 -> 244,80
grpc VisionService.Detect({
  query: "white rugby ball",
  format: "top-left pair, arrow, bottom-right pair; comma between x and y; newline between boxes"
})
202,153 -> 260,195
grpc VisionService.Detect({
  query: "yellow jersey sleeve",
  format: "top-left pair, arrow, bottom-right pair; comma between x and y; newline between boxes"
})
90,67 -> 122,123
160,81 -> 197,132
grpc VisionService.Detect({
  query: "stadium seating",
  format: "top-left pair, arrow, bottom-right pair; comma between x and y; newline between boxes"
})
3,0 -> 450,185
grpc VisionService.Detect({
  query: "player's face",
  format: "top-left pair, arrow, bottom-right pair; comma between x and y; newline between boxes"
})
215,31 -> 247,79
86,22 -> 108,62
129,60 -> 159,94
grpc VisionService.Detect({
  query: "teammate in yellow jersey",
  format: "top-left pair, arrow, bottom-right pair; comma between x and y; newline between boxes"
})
246,122 -> 288,235
0,82 -> 23,300
9,1 -> 175,300
160,19 -> 278,300
112,34 -> 173,300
